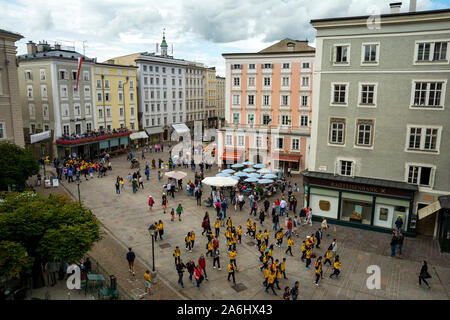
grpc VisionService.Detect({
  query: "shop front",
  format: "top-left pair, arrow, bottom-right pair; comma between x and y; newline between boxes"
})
302,171 -> 418,236
272,154 -> 301,175
419,195 -> 450,252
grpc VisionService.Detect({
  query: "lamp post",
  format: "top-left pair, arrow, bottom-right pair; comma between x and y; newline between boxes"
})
76,179 -> 81,206
148,224 -> 158,283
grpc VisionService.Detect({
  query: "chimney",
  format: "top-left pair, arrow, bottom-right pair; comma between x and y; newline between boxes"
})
54,44 -> 61,50
390,2 -> 402,14
37,41 -> 45,53
409,0 -> 416,12
26,41 -> 37,54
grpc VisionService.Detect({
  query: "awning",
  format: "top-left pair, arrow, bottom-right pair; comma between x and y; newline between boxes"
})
273,154 -> 301,162
221,151 -> 243,161
418,200 -> 441,220
164,171 -> 187,180
145,127 -> 164,136
130,131 -> 149,140
30,130 -> 51,144
172,123 -> 190,135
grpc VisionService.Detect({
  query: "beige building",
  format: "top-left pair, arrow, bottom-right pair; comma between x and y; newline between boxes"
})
215,75 -> 225,128
204,67 -> 217,129
185,61 -> 205,134
0,29 -> 25,147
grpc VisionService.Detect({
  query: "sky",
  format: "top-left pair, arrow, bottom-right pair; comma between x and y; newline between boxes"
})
0,0 -> 449,76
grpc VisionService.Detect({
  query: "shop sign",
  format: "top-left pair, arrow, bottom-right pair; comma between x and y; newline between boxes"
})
318,166 -> 327,172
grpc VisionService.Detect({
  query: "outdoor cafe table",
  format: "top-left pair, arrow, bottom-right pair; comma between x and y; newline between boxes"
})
85,274 -> 105,295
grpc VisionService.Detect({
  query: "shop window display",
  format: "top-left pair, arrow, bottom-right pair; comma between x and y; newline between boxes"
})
341,198 -> 372,225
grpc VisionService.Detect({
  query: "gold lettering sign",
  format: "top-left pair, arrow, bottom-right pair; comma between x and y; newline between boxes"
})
319,200 -> 330,211
330,182 -> 386,194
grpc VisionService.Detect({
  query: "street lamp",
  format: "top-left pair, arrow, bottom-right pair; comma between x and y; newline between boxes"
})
148,224 -> 158,283
76,179 -> 81,206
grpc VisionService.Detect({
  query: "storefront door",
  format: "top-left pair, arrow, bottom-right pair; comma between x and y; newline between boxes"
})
416,203 -> 435,236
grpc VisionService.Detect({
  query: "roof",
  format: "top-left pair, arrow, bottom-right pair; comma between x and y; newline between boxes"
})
95,62 -> 138,69
310,8 -> 450,24
302,170 -> 418,191
0,29 -> 23,39
222,38 -> 315,57
18,49 -> 94,62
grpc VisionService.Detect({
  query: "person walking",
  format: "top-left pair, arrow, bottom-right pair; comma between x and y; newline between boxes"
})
145,167 -> 150,181
196,187 -> 202,206
186,259 -> 196,284
250,200 -> 258,216
194,265 -> 204,290
126,248 -> 136,275
306,207 -> 313,226
265,269 -> 277,296
321,217 -> 329,236
290,281 -> 299,300
190,231 -> 196,250
185,232 -> 192,252
229,248 -> 237,270
162,193 -> 168,214
173,246 -> 181,265
198,254 -> 208,281
390,231 -> 398,258
214,218 -> 220,237
148,195 -> 154,211
139,176 -> 144,189
158,220 -> 164,240
176,259 -> 186,288
212,248 -> 221,270
144,270 -> 153,296
418,260 -> 431,289
227,261 -> 237,285
279,258 -> 288,280
305,246 -> 312,269
287,218 -> 293,237
397,232 -> 404,258
329,255 -> 342,279
324,246 -> 333,266
283,287 -> 291,300
264,230 -> 270,247
314,256 -> 323,286
285,236 -> 294,256
115,180 -> 120,195
272,212 -> 279,232
331,239 -> 338,259
395,215 -> 404,233
315,228 -> 322,249
259,209 -> 265,225
176,203 -> 183,221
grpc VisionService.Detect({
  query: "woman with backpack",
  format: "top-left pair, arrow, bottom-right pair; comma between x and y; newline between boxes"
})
201,217 -> 210,235
148,195 -> 155,211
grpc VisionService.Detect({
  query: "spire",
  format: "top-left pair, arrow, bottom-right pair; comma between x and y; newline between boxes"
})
160,28 -> 168,57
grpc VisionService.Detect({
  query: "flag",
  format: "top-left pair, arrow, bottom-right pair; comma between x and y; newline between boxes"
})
75,56 -> 83,92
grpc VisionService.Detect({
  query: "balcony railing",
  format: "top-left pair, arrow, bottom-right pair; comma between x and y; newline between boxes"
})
56,129 -> 131,145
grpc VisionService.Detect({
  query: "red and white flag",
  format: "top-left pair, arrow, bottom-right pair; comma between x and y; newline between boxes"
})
75,56 -> 83,92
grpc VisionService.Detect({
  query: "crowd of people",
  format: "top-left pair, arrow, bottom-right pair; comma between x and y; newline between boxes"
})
59,128 -> 130,141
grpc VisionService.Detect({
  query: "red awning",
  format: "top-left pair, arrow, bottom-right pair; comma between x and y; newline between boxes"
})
273,154 -> 301,162
222,151 -> 243,161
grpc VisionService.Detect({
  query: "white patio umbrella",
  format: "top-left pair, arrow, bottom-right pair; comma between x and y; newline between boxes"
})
257,168 -> 272,174
216,172 -> 231,177
248,173 -> 260,178
253,163 -> 266,169
244,177 -> 260,183
243,168 -> 256,172
202,176 -> 239,187
164,171 -> 187,180
234,171 -> 249,177
242,161 -> 254,166
231,164 -> 244,168
258,179 -> 274,184
262,173 -> 278,179
221,169 -> 235,174
230,176 -> 240,181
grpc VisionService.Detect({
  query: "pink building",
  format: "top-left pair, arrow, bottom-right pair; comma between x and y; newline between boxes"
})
219,39 -> 315,174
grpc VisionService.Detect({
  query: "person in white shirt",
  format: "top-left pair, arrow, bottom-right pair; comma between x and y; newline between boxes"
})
280,199 -> 287,216
249,193 -> 255,208
238,194 -> 244,211
306,207 -> 313,226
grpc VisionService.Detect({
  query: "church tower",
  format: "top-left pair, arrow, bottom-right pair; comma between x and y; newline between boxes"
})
160,30 -> 168,57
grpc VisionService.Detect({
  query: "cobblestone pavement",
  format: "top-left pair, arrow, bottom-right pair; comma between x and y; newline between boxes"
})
36,149 -> 450,300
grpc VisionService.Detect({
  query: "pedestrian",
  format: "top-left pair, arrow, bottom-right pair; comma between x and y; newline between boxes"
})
170,208 -> 175,221
115,180 -> 120,195
36,173 -> 42,186
264,269 -> 277,296
397,232 -> 404,258
173,246 -> 181,265
228,261 -> 236,285
144,270 -> 153,295
390,231 -> 398,258
250,200 -> 258,216
314,256 -> 323,286
279,258 -> 288,280
259,209 -> 265,225
418,260 -> 431,289
331,239 -> 338,259
324,246 -> 333,265
126,248 -> 136,275
190,231 -> 196,250
198,254 -> 208,281
315,228 -> 322,249
306,207 -> 313,226
283,287 -> 291,300
158,170 -> 161,181
162,193 -> 168,213
132,178 -> 137,193
148,195 -> 154,211
285,236 -> 294,256
329,255 -> 342,279
158,220 -> 164,240
395,215 -> 404,233
256,230 -> 263,248
185,232 -> 192,252
229,248 -> 237,270
194,265 -> 204,290
264,229 -> 270,247
212,248 -> 221,270
196,187 -> 203,206
237,225 -> 243,244
145,168 -> 150,180
290,281 -> 299,300
272,212 -> 279,232
305,246 -> 312,269
176,259 -> 186,288
287,218 -> 293,237
177,203 -> 183,221
186,259 -> 196,284
214,218 -> 220,236
321,217 -> 329,236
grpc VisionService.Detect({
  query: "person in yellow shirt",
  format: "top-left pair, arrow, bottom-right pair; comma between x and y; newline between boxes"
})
280,258 -> 288,280
190,231 -> 196,250
264,269 -> 277,295
144,270 -> 153,295
256,230 -> 263,248
272,259 -> 282,290
329,255 -> 342,279
301,241 -> 307,261
314,256 -> 323,285
324,248 -> 333,266
267,244 -> 274,264
227,237 -> 233,252
259,252 -> 269,271
305,247 -> 312,269
158,220 -> 164,240
259,241 -> 266,258
237,226 -> 243,244
229,249 -> 237,270
206,240 -> 214,257
286,236 -> 294,256
227,217 -> 233,229
185,232 -> 192,252
227,261 -> 236,284
154,222 -> 160,242
262,265 -> 270,287
214,219 -> 220,236
245,219 -> 252,236
264,230 -> 270,247
225,227 -> 231,241
173,246 -> 181,265
251,222 -> 257,239
276,229 -> 284,247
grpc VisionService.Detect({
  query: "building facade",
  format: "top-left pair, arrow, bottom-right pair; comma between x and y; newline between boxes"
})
215,75 -> 225,128
0,29 -> 25,147
204,67 -> 217,129
185,61 -> 205,134
111,34 -> 187,142
220,39 -> 315,174
306,5 -> 450,239
93,62 -> 138,132
17,41 -> 97,158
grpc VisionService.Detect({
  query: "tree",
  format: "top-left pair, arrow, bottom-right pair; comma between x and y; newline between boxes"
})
0,192 -> 101,287
0,143 -> 39,191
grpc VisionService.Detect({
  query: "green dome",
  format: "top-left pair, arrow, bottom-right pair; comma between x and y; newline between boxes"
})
161,34 -> 168,47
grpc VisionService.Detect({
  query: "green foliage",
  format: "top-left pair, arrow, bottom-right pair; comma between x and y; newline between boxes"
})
0,240 -> 33,278
0,192 -> 101,278
0,143 -> 39,191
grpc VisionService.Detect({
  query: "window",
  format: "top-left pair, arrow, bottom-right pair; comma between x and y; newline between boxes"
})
143,65 -> 147,72
433,42 -> 448,61
417,41 -> 448,62
63,124 -> 69,135
97,92 -> 102,102
84,86 -> 91,98
233,77 -> 240,86
360,84 -> 376,105
25,70 -> 32,80
178,91 -> 182,99
281,95 -> 289,106
85,103 -> 91,116
74,104 -> 81,116
412,81 -> 444,108
72,71 -> 77,80
292,138 -> 300,151
130,105 -> 135,116
232,94 -> 240,105
330,119 -> 345,145
356,120 -> 373,147
27,85 -> 33,99
157,104 -> 160,112
62,104 -> 69,117
263,114 -> 270,125
130,92 -> 134,101
130,122 -> 135,130
106,107 -> 111,118
155,67 -> 159,72
60,85 -> 68,99
256,136 -> 262,148
237,135 -> 245,147
301,95 -> 308,107
262,63 -> 272,69
118,92 -> 123,102
232,113 -> 240,124
407,126 -> 440,152
231,64 -> 242,70
96,79 -> 101,88
340,160 -> 353,176
105,92 -> 110,101
263,77 -> 271,86
163,91 -> 167,99
248,77 -> 255,87
300,115 -> 309,127
263,95 -> 270,106
129,80 -> 134,88
276,137 -> 284,149
83,71 -> 89,81
44,125 -> 49,132
335,45 -> 349,63
42,104 -> 49,119
301,76 -> 309,87
282,63 -> 290,69
282,77 -> 289,87
29,104 -> 35,119
40,69 -> 46,81
162,67 -> 166,73
144,77 -> 148,85
226,134 -> 233,145
248,95 -> 255,105
164,103 -> 167,112
86,123 -> 92,131
281,115 -> 290,125
163,78 -> 166,85
332,84 -> 347,104
247,113 -> 255,124
59,70 -> 67,80
248,64 -> 255,69
104,79 -> 110,88
362,44 -> 378,63
302,62 -> 310,69
41,85 -> 47,99
98,107 -> 103,119
407,165 -> 433,186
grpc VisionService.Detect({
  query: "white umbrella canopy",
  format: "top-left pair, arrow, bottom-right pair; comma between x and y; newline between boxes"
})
258,179 -> 274,184
243,168 -> 256,172
253,163 -> 266,169
216,172 -> 231,177
164,171 -> 187,180
221,169 -> 236,174
234,171 -> 249,177
244,177 -> 260,183
202,176 -> 238,187
262,174 -> 278,179
231,164 -> 244,168
242,161 -> 254,166
248,173 -> 261,178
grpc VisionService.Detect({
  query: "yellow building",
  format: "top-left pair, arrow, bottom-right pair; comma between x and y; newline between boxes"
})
204,67 -> 217,128
94,62 -> 138,131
